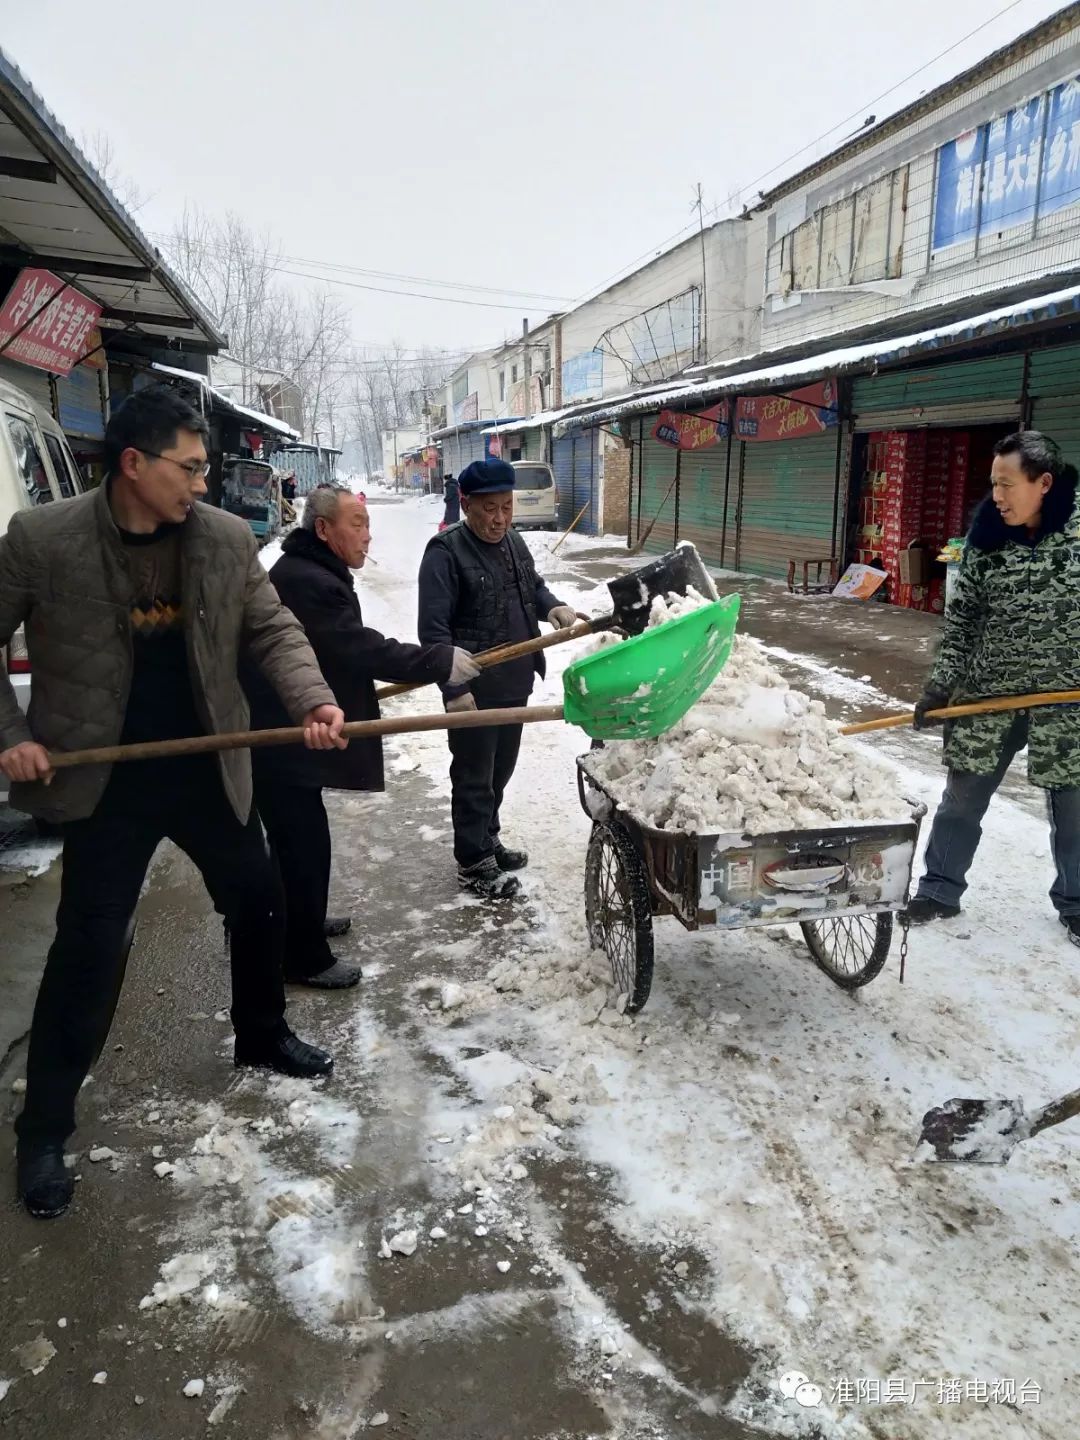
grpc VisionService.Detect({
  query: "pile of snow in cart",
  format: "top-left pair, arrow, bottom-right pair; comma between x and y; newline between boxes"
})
585,592 -> 903,834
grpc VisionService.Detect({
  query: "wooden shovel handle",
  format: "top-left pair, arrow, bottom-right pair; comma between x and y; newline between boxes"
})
840,689 -> 1080,737
1030,1085 -> 1080,1137
47,705 -> 565,771
374,619 -> 602,701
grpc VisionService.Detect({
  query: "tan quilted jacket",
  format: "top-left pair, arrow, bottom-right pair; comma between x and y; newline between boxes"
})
0,484 -> 335,823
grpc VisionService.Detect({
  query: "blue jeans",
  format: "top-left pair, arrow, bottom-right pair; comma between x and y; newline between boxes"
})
918,715 -> 1080,916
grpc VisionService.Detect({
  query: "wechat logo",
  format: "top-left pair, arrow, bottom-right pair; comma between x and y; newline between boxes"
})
779,1370 -> 823,1408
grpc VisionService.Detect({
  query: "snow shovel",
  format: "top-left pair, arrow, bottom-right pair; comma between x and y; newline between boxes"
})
375,542 -> 719,701
918,1085 -> 1080,1165
840,688 -> 1080,737
42,597 -> 741,771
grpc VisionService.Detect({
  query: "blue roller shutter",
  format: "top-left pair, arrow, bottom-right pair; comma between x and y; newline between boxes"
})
552,434 -> 574,527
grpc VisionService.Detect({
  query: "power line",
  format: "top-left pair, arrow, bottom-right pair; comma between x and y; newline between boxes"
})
155,226 -> 684,319
150,229 -> 575,307
574,0 -> 1032,300
713,0 -> 1030,216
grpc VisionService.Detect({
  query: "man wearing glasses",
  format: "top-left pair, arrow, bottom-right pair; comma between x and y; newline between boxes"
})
0,384 -> 347,1220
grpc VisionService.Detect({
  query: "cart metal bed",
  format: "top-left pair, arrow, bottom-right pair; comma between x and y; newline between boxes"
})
577,758 -> 927,1013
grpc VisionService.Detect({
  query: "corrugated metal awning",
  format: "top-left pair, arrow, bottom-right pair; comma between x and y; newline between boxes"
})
151,362 -> 299,439
556,281 -> 1080,434
0,49 -> 224,350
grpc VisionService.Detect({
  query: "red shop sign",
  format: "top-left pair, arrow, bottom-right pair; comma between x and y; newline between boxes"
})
0,268 -> 103,377
734,379 -> 838,442
652,402 -> 728,450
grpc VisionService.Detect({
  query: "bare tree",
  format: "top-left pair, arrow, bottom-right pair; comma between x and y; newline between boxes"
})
82,130 -> 147,212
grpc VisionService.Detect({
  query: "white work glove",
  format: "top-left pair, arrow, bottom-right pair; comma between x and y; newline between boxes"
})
547,605 -> 580,630
448,647 -> 482,687
445,693 -> 478,714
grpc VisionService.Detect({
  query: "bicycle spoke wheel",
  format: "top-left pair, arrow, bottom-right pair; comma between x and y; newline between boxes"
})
800,913 -> 892,990
584,821 -> 655,1012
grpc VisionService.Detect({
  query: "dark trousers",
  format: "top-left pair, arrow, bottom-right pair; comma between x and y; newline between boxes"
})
15,762 -> 286,1145
254,778 -> 335,978
918,714 -> 1080,916
448,696 -> 527,868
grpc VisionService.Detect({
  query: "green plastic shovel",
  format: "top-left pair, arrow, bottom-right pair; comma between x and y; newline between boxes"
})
44,597 -> 742,774
562,594 -> 741,739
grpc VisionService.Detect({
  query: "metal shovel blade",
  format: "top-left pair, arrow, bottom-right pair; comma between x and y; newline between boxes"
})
917,1095 -> 1029,1165
605,543 -> 719,637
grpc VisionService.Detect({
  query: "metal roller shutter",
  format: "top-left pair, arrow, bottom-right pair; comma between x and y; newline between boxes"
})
55,365 -> 105,440
571,429 -> 597,535
459,429 -> 485,468
675,441 -> 734,569
441,434 -> 462,475
0,360 -> 52,414
1028,343 -> 1080,473
851,354 -> 1024,430
1030,396 -> 1080,472
737,432 -> 839,580
637,435 -> 678,555
523,428 -> 545,463
552,434 -> 574,527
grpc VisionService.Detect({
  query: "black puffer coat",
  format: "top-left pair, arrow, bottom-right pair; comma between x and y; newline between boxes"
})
246,527 -> 452,790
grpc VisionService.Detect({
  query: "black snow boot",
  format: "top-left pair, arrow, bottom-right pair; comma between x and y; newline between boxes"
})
17,1141 -> 74,1220
494,842 -> 528,872
458,856 -> 521,900
905,894 -> 961,924
1059,915 -> 1080,948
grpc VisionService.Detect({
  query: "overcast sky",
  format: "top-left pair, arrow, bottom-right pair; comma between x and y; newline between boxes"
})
3,0 -> 1068,362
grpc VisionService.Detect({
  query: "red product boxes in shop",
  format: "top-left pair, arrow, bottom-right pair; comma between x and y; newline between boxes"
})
946,433 -> 971,537
921,433 -> 952,550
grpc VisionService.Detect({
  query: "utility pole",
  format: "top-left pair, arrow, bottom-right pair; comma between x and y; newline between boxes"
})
695,182 -> 708,364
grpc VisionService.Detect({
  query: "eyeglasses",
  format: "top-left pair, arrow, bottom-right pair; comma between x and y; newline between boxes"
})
136,448 -> 211,479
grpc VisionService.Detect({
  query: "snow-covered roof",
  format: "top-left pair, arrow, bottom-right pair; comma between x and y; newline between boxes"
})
556,281 -> 1080,434
152,362 -> 300,439
429,415 -> 523,441
480,406 -> 577,435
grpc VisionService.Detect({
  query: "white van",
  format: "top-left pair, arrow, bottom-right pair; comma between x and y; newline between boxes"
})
511,460 -> 559,531
0,375 -> 85,801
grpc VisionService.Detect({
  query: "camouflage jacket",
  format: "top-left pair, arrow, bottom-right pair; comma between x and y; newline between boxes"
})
928,492 -> 1080,787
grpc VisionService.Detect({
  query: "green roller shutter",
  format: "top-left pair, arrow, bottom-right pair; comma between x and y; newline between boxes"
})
637,434 -> 678,554
676,441 -> 735,568
851,354 -> 1024,430
523,428 -> 545,462
737,432 -> 839,580
1029,343 -> 1080,472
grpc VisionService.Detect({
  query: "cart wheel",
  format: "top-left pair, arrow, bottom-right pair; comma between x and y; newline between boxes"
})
584,821 -> 654,1013
800,913 -> 892,990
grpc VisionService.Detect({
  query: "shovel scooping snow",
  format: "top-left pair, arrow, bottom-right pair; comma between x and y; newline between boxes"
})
917,1084 -> 1080,1164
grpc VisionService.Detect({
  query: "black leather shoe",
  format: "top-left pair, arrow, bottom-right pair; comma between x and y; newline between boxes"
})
494,843 -> 528,872
234,1029 -> 334,1078
285,960 -> 362,989
323,916 -> 352,938
17,1141 -> 74,1220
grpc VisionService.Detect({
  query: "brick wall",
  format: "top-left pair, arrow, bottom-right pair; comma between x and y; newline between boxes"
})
602,437 -> 631,538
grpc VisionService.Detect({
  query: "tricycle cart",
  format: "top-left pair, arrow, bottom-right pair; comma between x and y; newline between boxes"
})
577,757 -> 926,1013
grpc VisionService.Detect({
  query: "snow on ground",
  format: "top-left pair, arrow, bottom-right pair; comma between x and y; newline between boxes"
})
584,632 -> 903,834
138,495 -> 1079,1435
352,501 -> 1080,1437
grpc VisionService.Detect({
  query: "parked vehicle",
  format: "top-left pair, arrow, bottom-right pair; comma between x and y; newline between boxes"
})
511,460 -> 558,531
0,375 -> 85,803
222,457 -> 279,541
